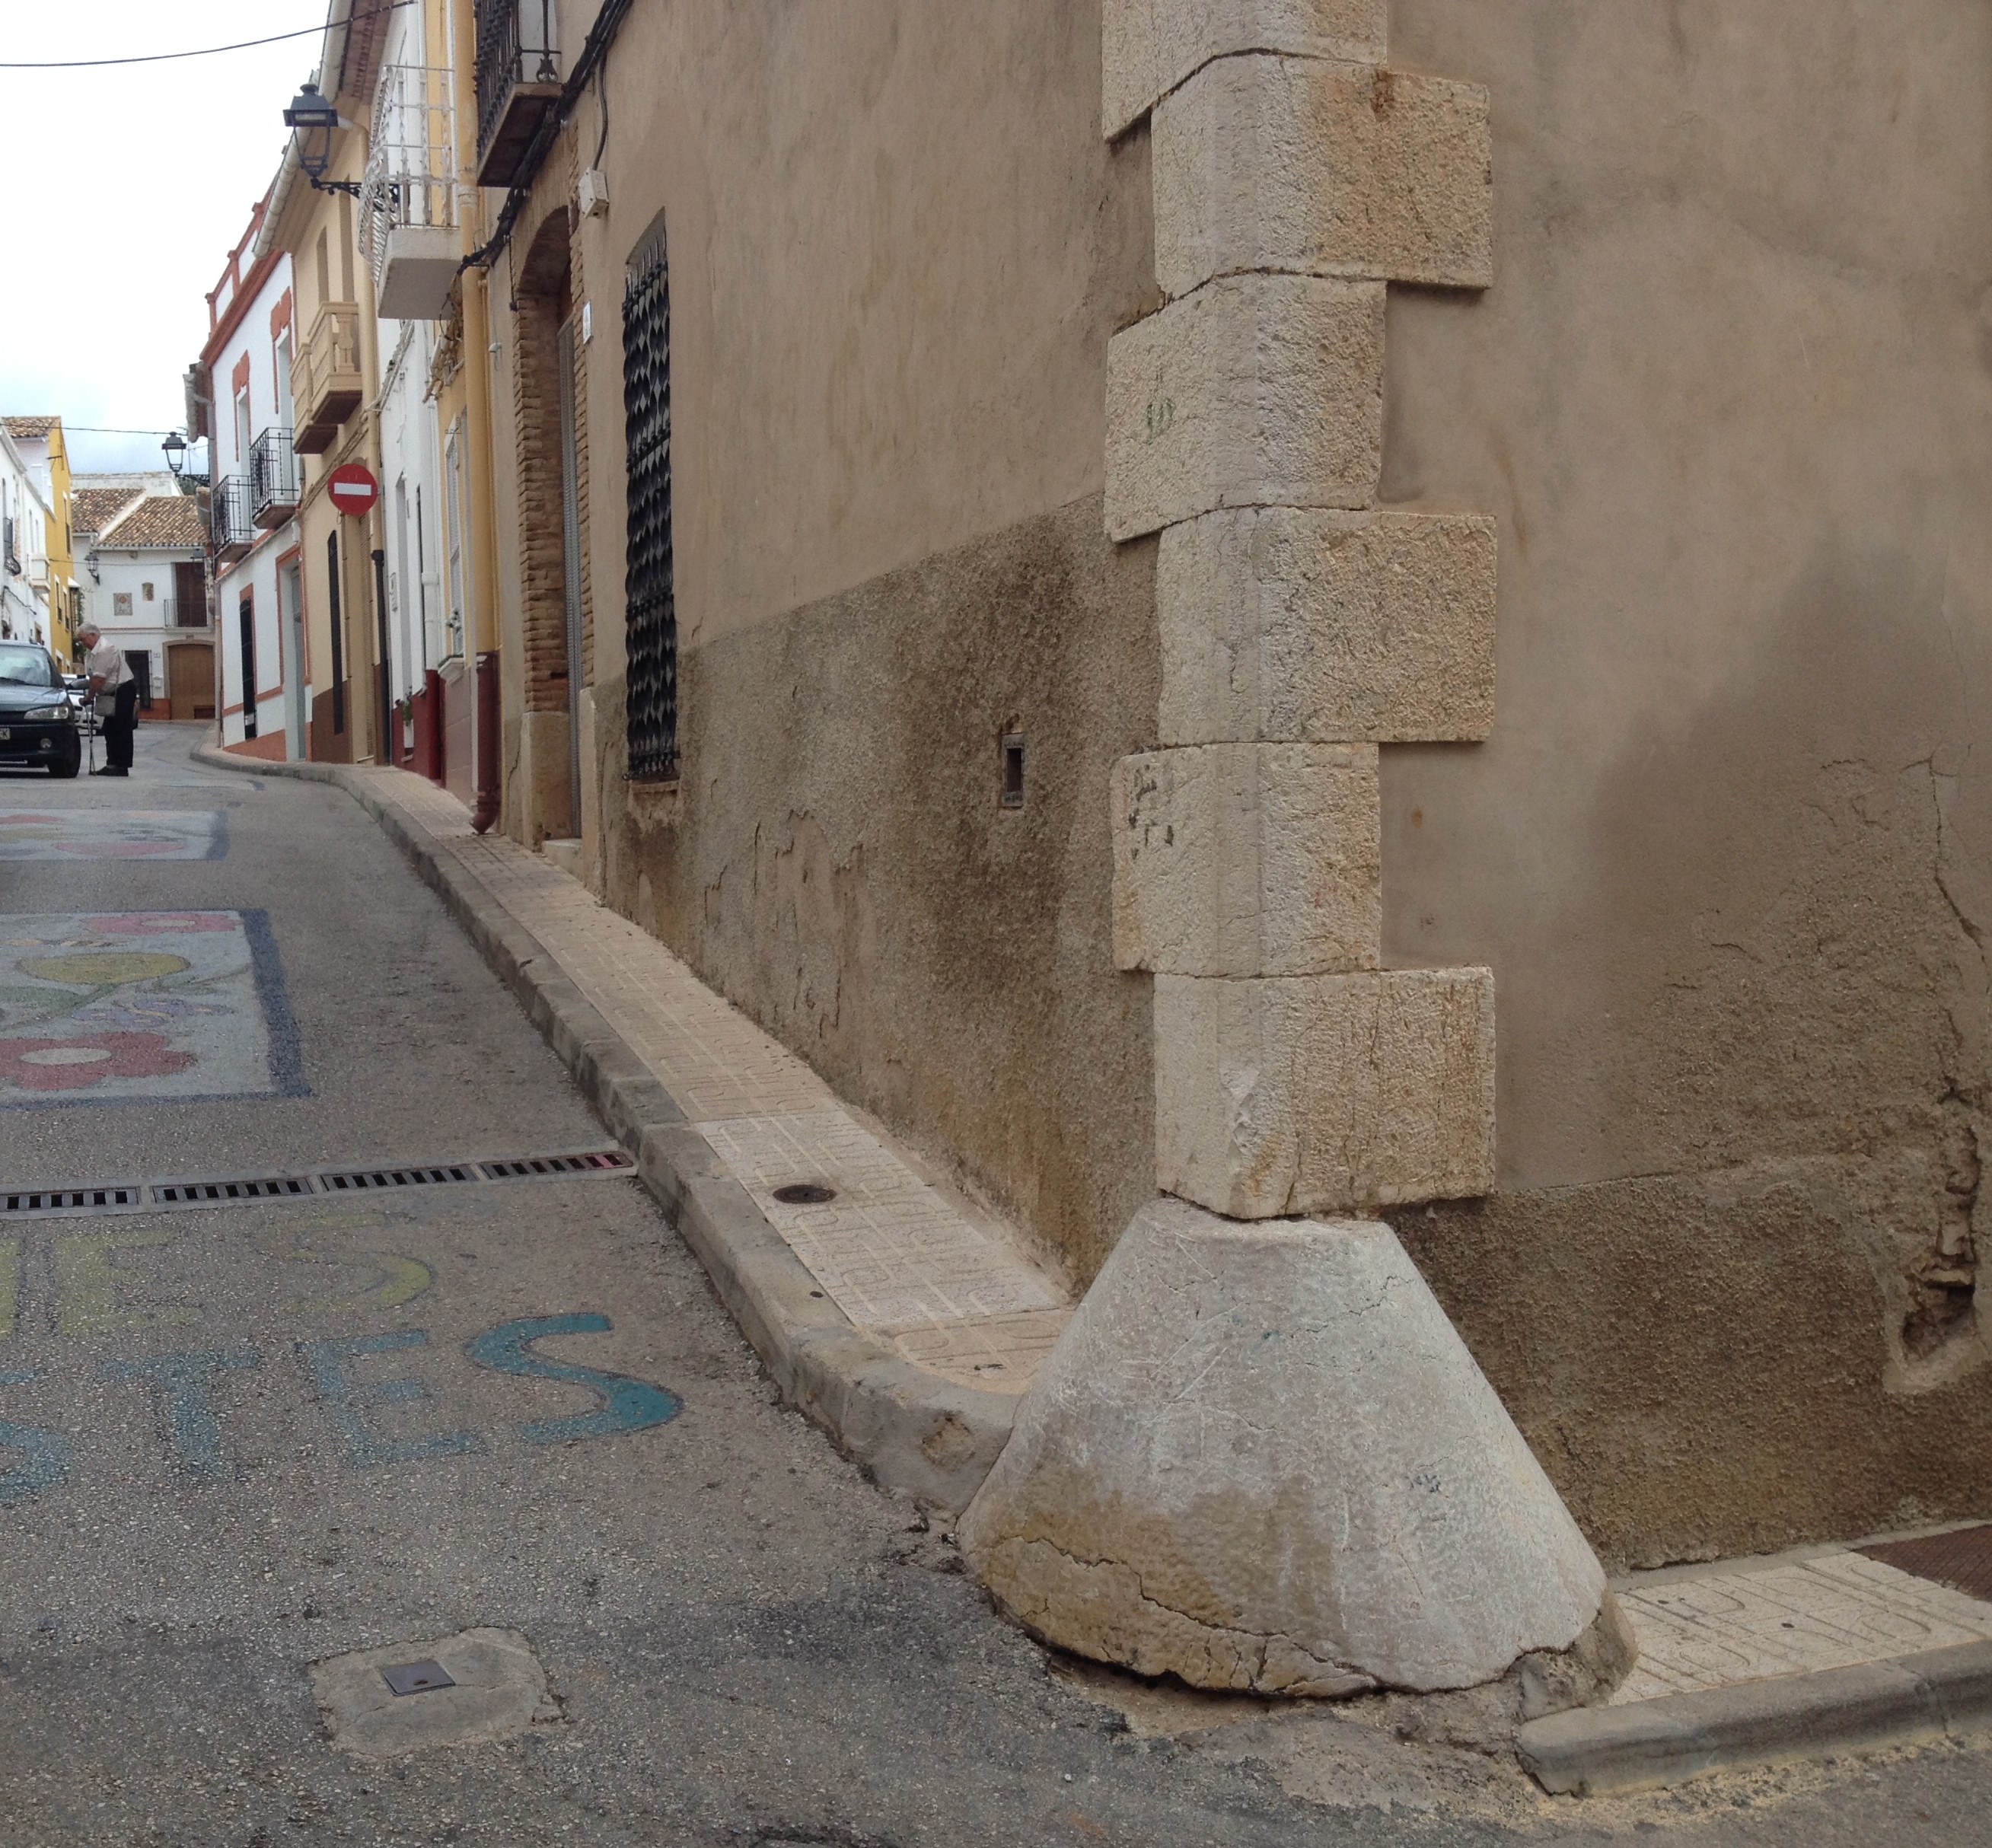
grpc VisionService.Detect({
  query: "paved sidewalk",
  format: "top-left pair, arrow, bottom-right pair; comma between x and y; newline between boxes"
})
193,747 -> 1068,1508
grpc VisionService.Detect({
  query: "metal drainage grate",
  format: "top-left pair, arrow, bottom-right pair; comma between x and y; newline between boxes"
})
153,1175 -> 317,1205
322,1164 -> 479,1193
3,1185 -> 145,1213
2,1146 -> 636,1222
772,1183 -> 837,1206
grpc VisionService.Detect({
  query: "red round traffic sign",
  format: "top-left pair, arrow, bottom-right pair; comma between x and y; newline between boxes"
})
327,462 -> 380,518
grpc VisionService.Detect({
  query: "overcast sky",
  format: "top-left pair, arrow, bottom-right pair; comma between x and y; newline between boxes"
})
0,3 -> 331,476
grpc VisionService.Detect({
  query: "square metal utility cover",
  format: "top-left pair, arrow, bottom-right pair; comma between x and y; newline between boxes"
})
381,1659 -> 456,1697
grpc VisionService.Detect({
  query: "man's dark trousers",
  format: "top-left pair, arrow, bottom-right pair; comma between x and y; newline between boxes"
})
104,681 -> 138,771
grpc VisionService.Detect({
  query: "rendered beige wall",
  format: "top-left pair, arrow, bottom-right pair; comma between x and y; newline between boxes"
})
556,0 -> 1160,1277
1379,0 -> 1992,1563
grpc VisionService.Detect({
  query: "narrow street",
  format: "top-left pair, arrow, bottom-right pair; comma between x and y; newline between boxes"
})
1,727 -> 1987,1848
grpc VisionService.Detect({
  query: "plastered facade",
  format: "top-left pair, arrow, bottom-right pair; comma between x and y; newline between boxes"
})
1377,0 -> 1992,1564
477,0 -> 1992,1566
488,0 -> 1161,1280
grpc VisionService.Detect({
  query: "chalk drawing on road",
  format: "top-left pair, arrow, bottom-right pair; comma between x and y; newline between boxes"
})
465,1314 -> 684,1444
0,909 -> 307,1107
287,1250 -> 434,1315
0,1310 -> 684,1499
0,1369 -> 72,1507
0,810 -> 227,862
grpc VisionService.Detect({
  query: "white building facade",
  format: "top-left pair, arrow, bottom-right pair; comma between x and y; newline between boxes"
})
201,198 -> 305,758
196,197 -> 304,757
72,476 -> 210,719
0,424 -> 53,647
363,1 -> 460,767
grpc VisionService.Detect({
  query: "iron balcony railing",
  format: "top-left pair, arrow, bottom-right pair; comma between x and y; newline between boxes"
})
361,64 -> 460,271
249,428 -> 299,527
211,476 -> 255,560
473,0 -> 560,186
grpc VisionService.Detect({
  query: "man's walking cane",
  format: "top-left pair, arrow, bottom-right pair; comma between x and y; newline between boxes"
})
84,691 -> 97,774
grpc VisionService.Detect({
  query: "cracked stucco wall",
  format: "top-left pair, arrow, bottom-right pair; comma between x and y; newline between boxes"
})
1380,0 -> 1992,1565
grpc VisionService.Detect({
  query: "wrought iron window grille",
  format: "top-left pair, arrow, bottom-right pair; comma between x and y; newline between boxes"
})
622,223 -> 677,782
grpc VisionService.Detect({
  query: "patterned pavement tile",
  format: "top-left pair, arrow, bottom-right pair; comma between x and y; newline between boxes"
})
1614,1551 -> 1992,1703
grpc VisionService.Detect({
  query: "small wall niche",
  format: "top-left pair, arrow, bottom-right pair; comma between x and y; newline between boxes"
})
1000,731 -> 1025,809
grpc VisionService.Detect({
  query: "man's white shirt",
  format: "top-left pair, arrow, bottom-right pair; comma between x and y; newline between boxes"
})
84,642 -> 133,690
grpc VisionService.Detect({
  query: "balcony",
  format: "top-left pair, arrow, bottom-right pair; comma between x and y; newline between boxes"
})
27,556 -> 49,591
474,0 -> 561,187
292,301 -> 364,454
250,428 -> 299,528
361,64 -> 463,320
211,476 -> 255,563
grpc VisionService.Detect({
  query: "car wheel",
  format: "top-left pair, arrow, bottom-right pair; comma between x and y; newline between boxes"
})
49,753 -> 81,779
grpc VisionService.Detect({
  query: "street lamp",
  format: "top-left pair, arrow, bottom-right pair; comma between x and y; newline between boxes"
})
161,432 -> 186,476
283,82 -> 362,197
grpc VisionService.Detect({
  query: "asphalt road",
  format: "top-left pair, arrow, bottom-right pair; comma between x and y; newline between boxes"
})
2,724 -> 1989,1847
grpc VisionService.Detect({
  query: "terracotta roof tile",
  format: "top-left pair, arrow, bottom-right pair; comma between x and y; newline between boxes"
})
2,416 -> 58,438
72,488 -> 143,535
98,495 -> 205,549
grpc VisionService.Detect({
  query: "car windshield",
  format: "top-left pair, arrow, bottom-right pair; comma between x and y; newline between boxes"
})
0,645 -> 57,688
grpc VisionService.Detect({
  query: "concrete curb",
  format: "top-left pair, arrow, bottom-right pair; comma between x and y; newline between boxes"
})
193,744 -> 1018,1512
1518,1640 -> 1992,1795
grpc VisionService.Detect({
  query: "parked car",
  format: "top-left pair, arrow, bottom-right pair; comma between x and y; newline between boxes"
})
0,643 -> 84,777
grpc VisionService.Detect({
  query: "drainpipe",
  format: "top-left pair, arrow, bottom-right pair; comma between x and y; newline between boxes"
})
472,648 -> 500,833
371,546 -> 393,764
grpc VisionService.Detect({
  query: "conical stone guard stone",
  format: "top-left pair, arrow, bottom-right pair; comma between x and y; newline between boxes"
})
958,1199 -> 1608,1696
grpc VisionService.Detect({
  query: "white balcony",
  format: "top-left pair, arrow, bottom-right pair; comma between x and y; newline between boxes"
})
361,65 -> 464,320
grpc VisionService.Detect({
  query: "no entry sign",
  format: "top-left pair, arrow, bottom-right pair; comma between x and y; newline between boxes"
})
327,462 -> 380,518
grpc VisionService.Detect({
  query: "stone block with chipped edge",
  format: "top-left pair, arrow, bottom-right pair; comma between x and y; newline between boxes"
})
1154,54 -> 1491,296
1153,966 -> 1494,1216
1111,742 -> 1380,976
1159,508 -> 1495,744
311,1629 -> 559,1757
959,1201 -> 1608,1695
1104,0 -> 1388,139
1105,274 -> 1384,542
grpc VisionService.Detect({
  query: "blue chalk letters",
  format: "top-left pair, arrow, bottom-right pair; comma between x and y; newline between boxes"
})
464,1313 -> 683,1444
96,1348 -> 262,1482
296,1330 -> 483,1468
0,1370 -> 73,1507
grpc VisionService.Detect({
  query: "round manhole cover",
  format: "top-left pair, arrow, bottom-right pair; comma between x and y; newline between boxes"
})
773,1183 -> 837,1205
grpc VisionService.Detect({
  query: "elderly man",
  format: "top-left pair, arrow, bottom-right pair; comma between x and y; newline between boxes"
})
78,623 -> 136,778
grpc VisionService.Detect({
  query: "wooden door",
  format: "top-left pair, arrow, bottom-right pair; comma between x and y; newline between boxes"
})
167,642 -> 214,721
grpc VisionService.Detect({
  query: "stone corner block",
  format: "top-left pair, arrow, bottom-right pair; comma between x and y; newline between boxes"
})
1154,54 -> 1493,297
958,1200 -> 1607,1696
1154,966 -> 1495,1216
1105,274 -> 1384,543
1159,507 -> 1496,744
1111,743 -> 1381,977
1104,0 -> 1389,139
